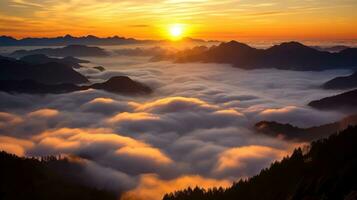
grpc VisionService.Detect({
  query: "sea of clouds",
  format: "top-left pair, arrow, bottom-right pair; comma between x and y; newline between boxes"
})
0,46 -> 352,200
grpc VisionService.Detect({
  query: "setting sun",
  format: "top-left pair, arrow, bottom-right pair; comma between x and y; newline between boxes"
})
169,24 -> 185,40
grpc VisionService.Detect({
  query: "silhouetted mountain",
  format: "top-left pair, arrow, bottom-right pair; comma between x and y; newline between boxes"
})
255,114 -> 357,141
309,89 -> 357,111
0,35 -> 152,46
93,66 -> 105,71
157,41 -> 357,71
20,54 -> 90,69
11,45 -> 109,57
0,80 -> 81,94
323,71 -> 357,90
0,151 -> 116,200
0,55 -> 16,61
0,76 -> 152,95
0,57 -> 88,84
91,76 -> 152,94
163,126 -> 357,200
312,45 -> 351,52
113,47 -> 166,57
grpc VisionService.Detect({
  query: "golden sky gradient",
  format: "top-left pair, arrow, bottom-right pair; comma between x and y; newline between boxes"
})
0,0 -> 357,40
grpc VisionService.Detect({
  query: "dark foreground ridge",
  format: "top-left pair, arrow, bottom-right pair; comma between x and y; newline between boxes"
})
308,89 -> 357,111
0,76 -> 152,95
0,152 -> 116,200
255,114 -> 357,141
163,126 -> 357,200
155,41 -> 357,71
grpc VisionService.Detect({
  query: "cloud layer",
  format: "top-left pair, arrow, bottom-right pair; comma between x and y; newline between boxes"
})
0,50 -> 350,199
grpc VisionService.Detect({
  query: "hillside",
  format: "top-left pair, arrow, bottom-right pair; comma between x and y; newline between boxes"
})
0,152 -> 116,200
163,126 -> 357,200
308,89 -> 357,111
255,114 -> 357,141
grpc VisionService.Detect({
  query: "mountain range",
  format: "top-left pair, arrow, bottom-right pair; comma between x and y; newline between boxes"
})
0,76 -> 152,95
0,56 -> 89,84
322,71 -> 357,90
0,35 -> 152,46
255,114 -> 357,141
10,45 -> 110,57
155,41 -> 357,71
309,89 -> 357,111
0,55 -> 152,95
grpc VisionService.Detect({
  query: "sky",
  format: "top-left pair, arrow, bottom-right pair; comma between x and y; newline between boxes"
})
0,0 -> 357,40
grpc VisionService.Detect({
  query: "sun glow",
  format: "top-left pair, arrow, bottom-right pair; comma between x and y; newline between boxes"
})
169,24 -> 185,40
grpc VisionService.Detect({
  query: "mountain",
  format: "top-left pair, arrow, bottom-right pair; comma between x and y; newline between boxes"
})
308,89 -> 357,111
10,45 -> 109,57
93,66 -> 105,71
0,35 -> 152,46
163,126 -> 357,200
0,80 -> 81,94
0,151 -> 116,200
312,45 -> 351,52
156,41 -> 357,71
323,71 -> 357,90
0,57 -> 89,84
19,54 -> 90,69
255,114 -> 357,141
91,76 -> 152,94
0,76 -> 152,95
113,46 -> 166,57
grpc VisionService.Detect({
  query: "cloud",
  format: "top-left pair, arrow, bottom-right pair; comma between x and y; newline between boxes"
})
0,112 -> 23,129
0,52 -> 350,198
107,112 -> 160,123
260,106 -> 298,115
213,145 -> 286,178
29,127 -> 173,175
121,174 -> 230,200
27,108 -> 59,118
81,97 -> 132,115
0,136 -> 34,156
130,96 -> 218,113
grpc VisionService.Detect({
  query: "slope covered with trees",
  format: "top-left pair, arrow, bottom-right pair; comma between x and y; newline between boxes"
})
0,152 -> 116,200
163,126 -> 357,200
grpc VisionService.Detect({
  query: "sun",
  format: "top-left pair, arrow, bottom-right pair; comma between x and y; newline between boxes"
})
169,24 -> 185,40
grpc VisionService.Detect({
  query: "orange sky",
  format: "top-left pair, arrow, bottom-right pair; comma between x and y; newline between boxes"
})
0,0 -> 357,40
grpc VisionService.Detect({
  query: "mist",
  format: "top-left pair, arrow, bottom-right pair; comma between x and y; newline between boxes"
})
0,45 -> 352,200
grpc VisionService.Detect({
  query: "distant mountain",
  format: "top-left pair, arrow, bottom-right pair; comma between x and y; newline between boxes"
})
0,56 -> 88,84
255,114 -> 357,141
156,41 -> 357,71
312,45 -> 351,53
93,66 -> 105,72
163,126 -> 357,200
0,76 -> 152,95
308,89 -> 357,111
19,54 -> 90,69
10,45 -> 109,57
0,35 -> 153,46
0,151 -> 116,200
323,71 -> 357,90
113,47 -> 166,57
91,76 -> 152,94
